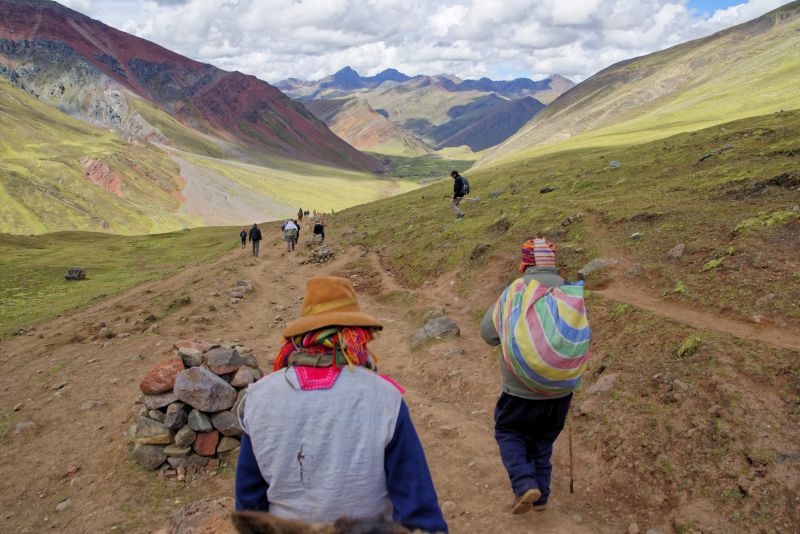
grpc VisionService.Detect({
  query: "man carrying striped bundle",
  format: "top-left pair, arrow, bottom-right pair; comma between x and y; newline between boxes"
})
480,238 -> 592,514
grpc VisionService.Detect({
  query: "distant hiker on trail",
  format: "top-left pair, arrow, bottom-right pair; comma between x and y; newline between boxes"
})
248,223 -> 262,257
313,219 -> 325,243
282,219 -> 299,252
239,228 -> 247,250
480,238 -> 592,515
450,170 -> 466,219
297,208 -> 304,222
235,276 -> 448,533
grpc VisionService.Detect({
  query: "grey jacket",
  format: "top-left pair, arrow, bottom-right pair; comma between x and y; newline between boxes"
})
480,266 -> 568,400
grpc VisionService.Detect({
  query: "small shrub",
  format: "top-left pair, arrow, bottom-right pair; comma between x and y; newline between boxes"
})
702,257 -> 725,272
678,333 -> 703,357
609,303 -> 631,320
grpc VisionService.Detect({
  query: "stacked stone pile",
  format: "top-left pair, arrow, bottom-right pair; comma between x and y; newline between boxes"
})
130,340 -> 263,480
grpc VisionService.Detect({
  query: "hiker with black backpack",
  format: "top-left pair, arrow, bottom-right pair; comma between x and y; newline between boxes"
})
480,238 -> 592,515
248,223 -> 262,257
450,170 -> 468,219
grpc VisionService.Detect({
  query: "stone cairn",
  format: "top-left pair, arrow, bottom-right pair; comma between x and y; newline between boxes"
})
130,340 -> 263,481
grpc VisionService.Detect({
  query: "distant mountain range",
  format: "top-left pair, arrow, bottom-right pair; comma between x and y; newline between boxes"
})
279,68 -> 573,155
278,67 -> 573,102
479,0 -> 800,166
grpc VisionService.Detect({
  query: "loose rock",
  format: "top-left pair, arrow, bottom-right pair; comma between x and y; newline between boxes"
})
135,416 -> 173,445
143,391 -> 179,410
174,367 -> 238,412
55,499 -> 72,512
164,402 -> 189,431
629,232 -> 642,240
579,257 -> 619,276
666,243 -> 686,261
139,358 -> 185,395
13,421 -> 36,434
217,436 -> 240,453
442,501 -> 457,518
205,348 -> 257,375
178,347 -> 203,368
148,410 -> 166,423
175,425 -> 197,448
230,366 -> 256,388
625,264 -> 647,277
412,316 -> 460,348
193,431 -> 220,457
64,268 -> 86,281
133,444 -> 167,470
211,411 -> 243,437
188,409 -> 214,432
164,445 -> 192,458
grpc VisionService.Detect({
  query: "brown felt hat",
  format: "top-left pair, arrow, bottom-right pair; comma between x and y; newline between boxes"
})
282,276 -> 383,338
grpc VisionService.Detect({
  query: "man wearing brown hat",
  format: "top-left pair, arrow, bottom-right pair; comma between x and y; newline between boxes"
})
235,276 -> 448,533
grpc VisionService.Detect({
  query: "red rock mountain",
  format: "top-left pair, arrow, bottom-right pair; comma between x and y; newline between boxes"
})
0,0 -> 378,171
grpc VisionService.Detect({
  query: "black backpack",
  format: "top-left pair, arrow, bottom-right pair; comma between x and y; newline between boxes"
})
461,176 -> 471,195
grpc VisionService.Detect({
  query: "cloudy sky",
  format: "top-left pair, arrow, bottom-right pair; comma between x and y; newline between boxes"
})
58,0 -> 788,83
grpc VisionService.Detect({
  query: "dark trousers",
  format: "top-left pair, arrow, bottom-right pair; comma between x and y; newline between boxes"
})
252,240 -> 260,257
494,392 -> 571,503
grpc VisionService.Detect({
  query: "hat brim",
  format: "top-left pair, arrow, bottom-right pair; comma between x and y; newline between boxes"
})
282,311 -> 383,338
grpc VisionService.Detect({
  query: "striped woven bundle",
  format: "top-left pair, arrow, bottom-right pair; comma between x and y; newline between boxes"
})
492,278 -> 592,396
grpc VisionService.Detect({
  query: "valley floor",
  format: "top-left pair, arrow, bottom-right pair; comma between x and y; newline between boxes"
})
0,217 -> 797,532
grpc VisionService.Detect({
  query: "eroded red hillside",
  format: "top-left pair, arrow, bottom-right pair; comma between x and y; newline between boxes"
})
0,0 -> 378,171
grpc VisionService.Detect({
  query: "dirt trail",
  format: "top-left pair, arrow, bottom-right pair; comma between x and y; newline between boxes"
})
594,284 -> 800,350
580,216 -> 800,351
0,222 -> 605,533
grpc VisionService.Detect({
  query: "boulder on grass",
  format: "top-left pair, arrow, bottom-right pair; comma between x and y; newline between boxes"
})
64,268 -> 86,281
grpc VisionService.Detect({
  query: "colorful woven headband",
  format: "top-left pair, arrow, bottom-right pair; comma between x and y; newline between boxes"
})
519,238 -> 556,272
274,326 -> 379,371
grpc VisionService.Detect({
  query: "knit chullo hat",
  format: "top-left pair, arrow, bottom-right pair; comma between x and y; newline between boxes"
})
519,237 -> 556,272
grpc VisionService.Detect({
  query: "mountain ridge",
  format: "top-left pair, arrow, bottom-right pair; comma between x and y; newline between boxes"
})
277,66 -> 573,102
478,0 -> 800,166
0,0 -> 378,171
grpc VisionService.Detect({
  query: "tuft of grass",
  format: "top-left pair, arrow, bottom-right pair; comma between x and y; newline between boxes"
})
609,303 -> 631,320
677,333 -> 703,358
735,209 -> 800,233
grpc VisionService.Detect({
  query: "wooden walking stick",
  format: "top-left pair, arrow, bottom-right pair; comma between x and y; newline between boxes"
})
568,411 -> 575,494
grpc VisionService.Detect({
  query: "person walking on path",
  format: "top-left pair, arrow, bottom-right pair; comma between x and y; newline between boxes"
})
313,219 -> 325,243
248,223 -> 262,257
235,276 -> 448,533
283,219 -> 299,252
450,170 -> 465,219
480,238 -> 585,515
297,208 -> 304,222
239,228 -> 247,250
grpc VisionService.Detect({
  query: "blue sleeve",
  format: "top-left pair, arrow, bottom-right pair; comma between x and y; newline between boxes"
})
235,433 -> 269,512
385,401 -> 448,533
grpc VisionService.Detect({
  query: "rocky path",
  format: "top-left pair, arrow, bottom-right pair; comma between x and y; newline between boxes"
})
0,223 -> 605,533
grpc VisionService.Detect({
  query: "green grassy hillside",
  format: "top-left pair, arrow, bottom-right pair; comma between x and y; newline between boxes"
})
0,78 -> 422,234
338,110 -> 800,326
333,109 -> 800,532
0,78 -> 199,235
479,1 -> 800,166
0,226 -> 238,337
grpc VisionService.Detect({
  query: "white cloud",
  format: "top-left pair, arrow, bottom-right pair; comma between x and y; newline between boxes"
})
74,0 -> 790,83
